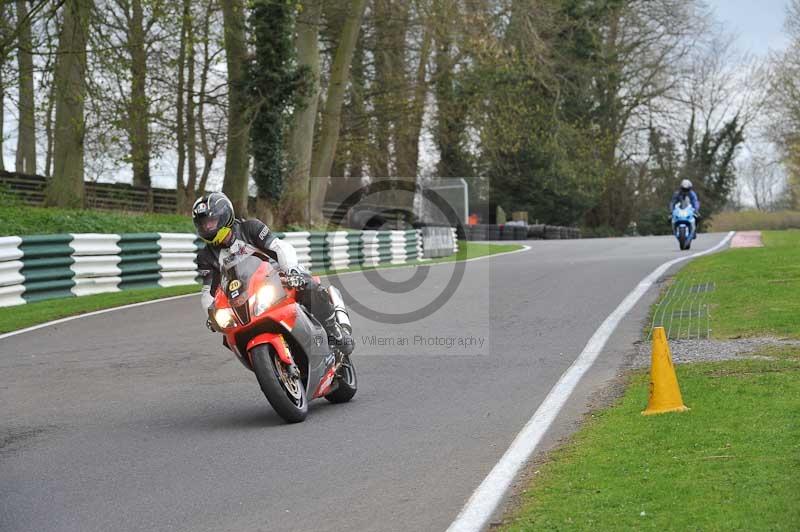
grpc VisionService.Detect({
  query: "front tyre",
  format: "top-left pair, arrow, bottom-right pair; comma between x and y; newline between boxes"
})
678,226 -> 688,250
251,345 -> 308,423
325,355 -> 357,404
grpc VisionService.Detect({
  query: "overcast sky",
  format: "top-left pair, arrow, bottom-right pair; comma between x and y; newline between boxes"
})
708,0 -> 790,56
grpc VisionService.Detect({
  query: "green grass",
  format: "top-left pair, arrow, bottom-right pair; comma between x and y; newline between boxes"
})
709,210 -> 800,232
504,230 -> 800,531
654,230 -> 800,339
0,205 -> 195,235
504,351 -> 800,531
0,284 -> 200,334
0,242 -> 522,333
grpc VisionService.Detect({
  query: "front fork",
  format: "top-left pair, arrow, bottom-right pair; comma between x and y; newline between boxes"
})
673,220 -> 696,237
327,286 -> 352,334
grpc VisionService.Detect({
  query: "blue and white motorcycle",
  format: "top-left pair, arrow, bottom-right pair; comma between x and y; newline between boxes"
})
671,200 -> 697,251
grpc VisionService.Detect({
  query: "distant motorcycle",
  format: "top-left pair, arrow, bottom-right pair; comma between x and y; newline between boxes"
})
671,199 -> 697,251
208,242 -> 357,423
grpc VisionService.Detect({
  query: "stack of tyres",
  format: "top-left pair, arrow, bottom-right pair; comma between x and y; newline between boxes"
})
486,225 -> 501,240
545,225 -> 562,240
501,226 -> 516,240
513,226 -> 527,240
560,227 -> 569,239
528,224 -> 545,239
470,225 -> 487,241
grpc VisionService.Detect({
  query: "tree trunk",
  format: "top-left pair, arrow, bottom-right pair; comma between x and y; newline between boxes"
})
175,0 -> 189,210
185,4 -> 198,206
0,3 -> 6,172
0,61 -> 4,172
309,0 -> 368,224
196,0 -> 215,195
220,0 -> 250,216
15,0 -> 36,175
395,23 -> 431,179
46,0 -> 91,208
129,0 -> 151,206
282,0 -> 322,226
44,75 -> 56,176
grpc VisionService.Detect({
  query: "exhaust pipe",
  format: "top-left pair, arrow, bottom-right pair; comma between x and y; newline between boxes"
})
327,286 -> 352,334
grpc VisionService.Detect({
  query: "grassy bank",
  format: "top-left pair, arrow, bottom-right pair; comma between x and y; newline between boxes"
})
0,242 -> 522,334
503,230 -> 800,531
504,351 -> 800,531
0,205 -> 195,235
709,210 -> 800,232
0,285 -> 200,334
659,230 -> 800,339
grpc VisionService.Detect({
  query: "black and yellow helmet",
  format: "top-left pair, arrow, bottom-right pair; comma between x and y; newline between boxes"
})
192,192 -> 235,245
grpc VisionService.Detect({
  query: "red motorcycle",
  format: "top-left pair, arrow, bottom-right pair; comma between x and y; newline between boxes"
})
207,243 -> 357,423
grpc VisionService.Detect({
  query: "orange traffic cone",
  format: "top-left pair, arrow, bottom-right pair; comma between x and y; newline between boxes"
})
642,327 -> 689,415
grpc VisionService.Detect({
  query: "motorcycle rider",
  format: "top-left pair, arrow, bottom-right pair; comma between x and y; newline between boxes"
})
669,179 -> 700,238
670,179 -> 700,213
193,192 -> 354,356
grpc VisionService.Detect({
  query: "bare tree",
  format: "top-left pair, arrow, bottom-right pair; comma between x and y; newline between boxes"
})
283,0 -> 322,226
309,0 -> 368,224
46,0 -> 92,207
15,0 -> 37,174
220,0 -> 249,215
740,154 -> 783,210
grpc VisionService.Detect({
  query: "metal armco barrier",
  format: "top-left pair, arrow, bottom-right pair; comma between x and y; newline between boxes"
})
0,229 -> 442,308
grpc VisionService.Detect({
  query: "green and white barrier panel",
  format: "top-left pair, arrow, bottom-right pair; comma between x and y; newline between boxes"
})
0,233 -> 202,307
0,229 -> 452,308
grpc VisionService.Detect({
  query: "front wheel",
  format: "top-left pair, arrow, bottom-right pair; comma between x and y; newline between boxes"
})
251,345 -> 308,423
678,227 -> 688,250
325,355 -> 357,404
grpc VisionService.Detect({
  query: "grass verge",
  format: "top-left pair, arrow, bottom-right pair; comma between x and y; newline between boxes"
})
0,285 -> 199,334
503,231 -> 799,531
0,205 -> 196,235
708,210 -> 800,232
652,230 -> 800,339
0,242 -> 523,334
503,350 -> 800,531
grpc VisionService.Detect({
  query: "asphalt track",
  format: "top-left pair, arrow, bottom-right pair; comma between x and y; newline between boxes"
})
0,234 -> 729,532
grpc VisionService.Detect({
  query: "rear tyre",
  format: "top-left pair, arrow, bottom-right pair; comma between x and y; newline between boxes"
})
251,345 -> 308,423
325,355 -> 357,404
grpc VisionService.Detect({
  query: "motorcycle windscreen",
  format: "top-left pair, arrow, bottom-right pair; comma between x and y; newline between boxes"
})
220,246 -> 266,324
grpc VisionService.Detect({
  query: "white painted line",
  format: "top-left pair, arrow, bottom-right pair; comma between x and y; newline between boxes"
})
0,243 -> 531,341
446,231 -> 735,532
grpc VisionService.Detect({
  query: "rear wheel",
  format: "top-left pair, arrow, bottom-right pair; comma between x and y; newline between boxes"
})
325,355 -> 357,404
251,345 -> 308,423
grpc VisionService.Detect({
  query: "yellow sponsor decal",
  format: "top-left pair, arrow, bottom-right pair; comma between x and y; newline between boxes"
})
229,279 -> 241,291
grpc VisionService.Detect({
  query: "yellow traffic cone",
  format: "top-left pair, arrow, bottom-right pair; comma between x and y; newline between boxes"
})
642,327 -> 689,415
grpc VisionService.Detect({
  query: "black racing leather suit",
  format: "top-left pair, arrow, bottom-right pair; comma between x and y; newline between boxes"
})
197,218 -> 337,329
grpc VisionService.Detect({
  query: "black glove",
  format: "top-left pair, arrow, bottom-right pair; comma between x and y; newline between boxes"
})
284,267 -> 307,289
206,318 -> 216,332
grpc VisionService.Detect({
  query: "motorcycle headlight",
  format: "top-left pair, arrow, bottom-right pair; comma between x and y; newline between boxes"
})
254,284 -> 278,316
214,308 -> 236,329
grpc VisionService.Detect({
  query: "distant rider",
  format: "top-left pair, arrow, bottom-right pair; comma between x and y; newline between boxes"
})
669,179 -> 700,213
192,192 -> 353,355
669,179 -> 700,239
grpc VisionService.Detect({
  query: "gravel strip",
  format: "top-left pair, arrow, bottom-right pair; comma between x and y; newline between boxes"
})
630,337 -> 800,368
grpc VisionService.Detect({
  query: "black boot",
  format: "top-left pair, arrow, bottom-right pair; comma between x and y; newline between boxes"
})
324,316 -> 354,356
